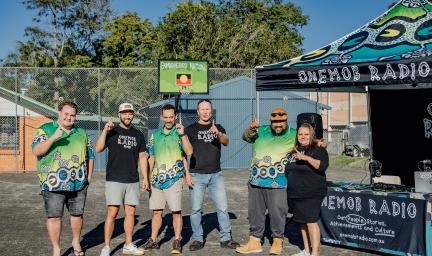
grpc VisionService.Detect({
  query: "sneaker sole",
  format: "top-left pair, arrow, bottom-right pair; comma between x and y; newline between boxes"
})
122,250 -> 145,255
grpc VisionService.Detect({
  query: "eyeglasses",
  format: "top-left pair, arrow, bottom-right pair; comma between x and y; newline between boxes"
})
270,112 -> 287,117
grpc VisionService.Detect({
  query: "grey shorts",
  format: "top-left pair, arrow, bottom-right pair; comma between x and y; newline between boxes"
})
105,181 -> 140,206
149,179 -> 183,211
41,186 -> 88,218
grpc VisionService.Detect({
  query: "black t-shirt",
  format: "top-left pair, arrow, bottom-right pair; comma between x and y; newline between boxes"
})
286,146 -> 329,198
105,126 -> 146,183
185,122 -> 226,174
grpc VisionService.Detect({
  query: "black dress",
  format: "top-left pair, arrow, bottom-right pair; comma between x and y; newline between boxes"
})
286,146 -> 329,223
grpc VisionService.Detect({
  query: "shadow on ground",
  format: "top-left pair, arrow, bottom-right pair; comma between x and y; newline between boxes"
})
63,211 -> 238,255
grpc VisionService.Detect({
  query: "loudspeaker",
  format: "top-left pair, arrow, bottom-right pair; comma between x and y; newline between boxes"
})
296,113 -> 323,139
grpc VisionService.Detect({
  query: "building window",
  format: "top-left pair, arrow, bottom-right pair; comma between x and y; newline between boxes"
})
0,117 -> 19,149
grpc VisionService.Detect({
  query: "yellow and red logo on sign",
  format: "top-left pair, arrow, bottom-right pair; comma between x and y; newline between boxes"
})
176,74 -> 192,86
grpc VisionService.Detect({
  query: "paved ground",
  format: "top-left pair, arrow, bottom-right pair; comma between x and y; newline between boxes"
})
0,167 -> 381,256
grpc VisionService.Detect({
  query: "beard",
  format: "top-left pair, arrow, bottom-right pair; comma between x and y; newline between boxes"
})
120,118 -> 132,127
272,126 -> 285,134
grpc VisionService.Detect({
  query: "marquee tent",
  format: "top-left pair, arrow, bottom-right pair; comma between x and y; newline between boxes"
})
256,0 -> 432,187
256,0 -> 432,92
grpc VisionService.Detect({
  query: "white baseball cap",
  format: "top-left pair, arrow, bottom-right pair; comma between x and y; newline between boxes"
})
118,103 -> 134,113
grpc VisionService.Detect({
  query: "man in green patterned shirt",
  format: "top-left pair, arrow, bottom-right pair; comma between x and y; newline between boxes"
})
237,107 -> 296,255
143,104 -> 193,254
32,101 -> 94,256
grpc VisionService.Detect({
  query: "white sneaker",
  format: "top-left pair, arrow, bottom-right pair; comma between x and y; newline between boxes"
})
291,250 -> 311,256
100,246 -> 110,256
122,243 -> 145,255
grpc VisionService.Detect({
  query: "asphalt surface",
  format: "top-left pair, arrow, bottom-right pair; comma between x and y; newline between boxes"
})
0,167 -> 380,256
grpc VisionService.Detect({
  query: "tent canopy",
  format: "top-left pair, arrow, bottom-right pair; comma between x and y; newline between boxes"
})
256,0 -> 432,92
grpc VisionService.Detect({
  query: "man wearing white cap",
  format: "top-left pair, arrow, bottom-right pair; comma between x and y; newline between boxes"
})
96,103 -> 148,256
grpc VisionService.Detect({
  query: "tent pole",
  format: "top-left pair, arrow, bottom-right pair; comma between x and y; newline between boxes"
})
256,91 -> 260,122
366,86 -> 374,183
366,86 -> 373,157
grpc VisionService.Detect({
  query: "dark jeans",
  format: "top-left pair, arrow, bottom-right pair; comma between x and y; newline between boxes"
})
248,183 -> 287,238
41,186 -> 88,218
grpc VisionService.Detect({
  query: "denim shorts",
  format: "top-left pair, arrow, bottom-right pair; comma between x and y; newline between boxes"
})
41,186 -> 88,218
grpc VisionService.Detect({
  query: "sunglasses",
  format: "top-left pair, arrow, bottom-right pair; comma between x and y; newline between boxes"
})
270,112 -> 287,117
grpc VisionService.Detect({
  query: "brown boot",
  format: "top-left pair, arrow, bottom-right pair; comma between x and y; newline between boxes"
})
269,237 -> 283,255
235,236 -> 262,254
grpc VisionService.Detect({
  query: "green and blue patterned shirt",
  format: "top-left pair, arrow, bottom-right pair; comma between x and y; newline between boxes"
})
148,127 -> 185,189
32,121 -> 94,191
244,125 -> 296,189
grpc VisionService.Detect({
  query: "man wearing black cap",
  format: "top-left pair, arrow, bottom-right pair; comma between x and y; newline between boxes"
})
96,103 -> 148,256
237,108 -> 296,255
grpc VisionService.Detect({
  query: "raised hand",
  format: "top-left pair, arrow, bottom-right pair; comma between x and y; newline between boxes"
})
318,138 -> 327,148
104,118 -> 114,132
209,119 -> 219,135
250,117 -> 259,133
176,123 -> 185,135
52,126 -> 65,141
294,148 -> 308,161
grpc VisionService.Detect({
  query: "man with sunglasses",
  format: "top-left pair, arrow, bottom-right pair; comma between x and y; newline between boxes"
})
185,99 -> 239,251
237,107 -> 296,255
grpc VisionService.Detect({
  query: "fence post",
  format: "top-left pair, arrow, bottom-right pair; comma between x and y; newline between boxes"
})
250,69 -> 254,118
97,68 -> 102,172
14,69 -> 18,174
256,91 -> 260,122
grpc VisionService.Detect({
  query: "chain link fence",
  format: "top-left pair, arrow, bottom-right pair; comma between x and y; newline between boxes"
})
0,67 -> 366,172
325,130 -> 344,155
0,67 -> 257,172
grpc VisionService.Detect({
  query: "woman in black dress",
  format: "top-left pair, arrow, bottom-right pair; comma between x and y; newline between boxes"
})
286,123 -> 329,256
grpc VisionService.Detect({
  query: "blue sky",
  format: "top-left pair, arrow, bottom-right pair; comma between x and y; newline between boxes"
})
0,0 -> 395,61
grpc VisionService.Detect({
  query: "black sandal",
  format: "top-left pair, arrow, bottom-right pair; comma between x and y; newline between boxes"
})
73,249 -> 85,256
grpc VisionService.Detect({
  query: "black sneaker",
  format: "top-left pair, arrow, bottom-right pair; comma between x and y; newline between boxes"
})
220,239 -> 240,249
143,238 -> 160,251
171,239 -> 182,254
189,240 -> 204,251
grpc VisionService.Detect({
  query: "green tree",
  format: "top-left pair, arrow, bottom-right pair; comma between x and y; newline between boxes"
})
155,1 -> 218,61
4,0 -> 112,67
155,0 -> 308,68
102,12 -> 156,67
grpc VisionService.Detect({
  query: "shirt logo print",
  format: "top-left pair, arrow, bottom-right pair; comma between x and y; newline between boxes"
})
117,135 -> 137,149
197,130 -> 217,143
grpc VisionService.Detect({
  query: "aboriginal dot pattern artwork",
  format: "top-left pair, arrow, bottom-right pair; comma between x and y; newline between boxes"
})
32,121 -> 94,192
262,0 -> 432,68
248,125 -> 296,189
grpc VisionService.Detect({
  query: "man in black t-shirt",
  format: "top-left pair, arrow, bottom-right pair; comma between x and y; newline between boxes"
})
95,103 -> 147,256
185,99 -> 239,251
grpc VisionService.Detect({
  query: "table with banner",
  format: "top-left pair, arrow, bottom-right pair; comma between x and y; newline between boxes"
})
319,187 -> 432,255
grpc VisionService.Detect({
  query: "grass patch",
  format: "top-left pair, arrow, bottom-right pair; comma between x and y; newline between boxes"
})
329,154 -> 368,169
